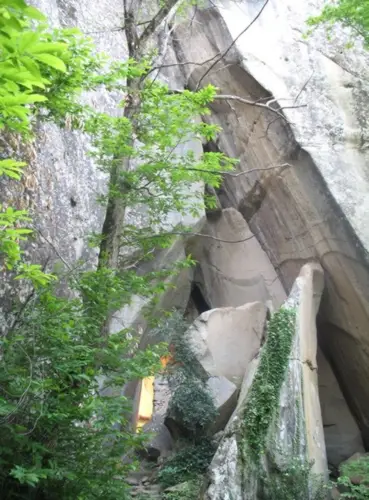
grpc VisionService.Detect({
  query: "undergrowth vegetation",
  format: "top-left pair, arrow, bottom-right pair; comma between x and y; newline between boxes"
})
153,312 -> 217,490
260,456 -> 327,500
0,0 -> 233,498
336,455 -> 369,499
157,439 -> 215,489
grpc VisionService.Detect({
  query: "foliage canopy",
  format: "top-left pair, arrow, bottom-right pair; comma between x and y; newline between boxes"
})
0,0 -> 233,498
308,0 -> 369,47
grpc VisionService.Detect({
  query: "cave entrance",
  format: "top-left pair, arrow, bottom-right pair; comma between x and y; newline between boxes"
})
191,283 -> 211,314
184,283 -> 211,322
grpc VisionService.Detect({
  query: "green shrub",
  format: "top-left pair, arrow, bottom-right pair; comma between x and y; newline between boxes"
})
0,270 -> 167,499
168,378 -> 217,436
157,439 -> 215,488
336,455 -> 369,499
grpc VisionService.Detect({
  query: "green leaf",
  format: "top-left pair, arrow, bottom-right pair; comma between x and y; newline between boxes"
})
0,93 -> 47,106
33,53 -> 66,72
16,31 -> 40,53
29,42 -> 68,54
24,6 -> 46,21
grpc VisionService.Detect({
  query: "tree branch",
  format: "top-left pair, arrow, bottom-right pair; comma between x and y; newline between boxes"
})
138,0 -> 181,51
195,0 -> 270,90
177,162 -> 292,177
136,231 -> 256,244
213,94 -> 307,120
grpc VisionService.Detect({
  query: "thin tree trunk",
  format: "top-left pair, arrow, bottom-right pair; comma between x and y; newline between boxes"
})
98,0 -> 182,271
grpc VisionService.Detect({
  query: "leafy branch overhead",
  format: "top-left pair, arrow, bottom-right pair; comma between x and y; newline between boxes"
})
0,0 -> 236,497
307,0 -> 369,47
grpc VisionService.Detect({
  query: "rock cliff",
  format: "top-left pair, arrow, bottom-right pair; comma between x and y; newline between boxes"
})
2,0 -> 369,498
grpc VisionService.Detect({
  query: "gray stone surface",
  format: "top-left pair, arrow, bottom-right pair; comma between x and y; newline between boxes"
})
173,1 -> 369,445
318,349 -> 364,467
207,375 -> 238,433
204,264 -> 328,500
142,415 -> 173,459
187,301 -> 267,387
188,208 -> 286,311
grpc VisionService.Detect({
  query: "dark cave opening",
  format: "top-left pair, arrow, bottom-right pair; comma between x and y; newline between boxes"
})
191,283 -> 211,314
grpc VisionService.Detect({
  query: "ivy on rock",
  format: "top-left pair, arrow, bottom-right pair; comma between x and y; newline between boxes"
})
241,307 -> 296,458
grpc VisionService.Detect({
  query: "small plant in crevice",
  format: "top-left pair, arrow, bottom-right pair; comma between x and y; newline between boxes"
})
241,307 -> 296,459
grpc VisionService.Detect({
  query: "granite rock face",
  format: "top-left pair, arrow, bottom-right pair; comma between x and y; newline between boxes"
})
204,264 -> 327,500
172,0 -> 369,445
188,208 -> 286,312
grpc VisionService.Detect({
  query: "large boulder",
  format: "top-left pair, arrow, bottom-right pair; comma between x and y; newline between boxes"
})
186,301 -> 267,387
204,263 -> 328,500
173,0 -> 369,446
188,208 -> 286,312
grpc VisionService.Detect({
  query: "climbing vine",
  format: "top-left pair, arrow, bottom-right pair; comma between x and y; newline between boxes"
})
241,307 -> 296,458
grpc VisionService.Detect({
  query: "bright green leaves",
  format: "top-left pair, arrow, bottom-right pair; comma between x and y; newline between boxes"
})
32,53 -> 66,72
15,263 -> 57,287
0,205 -> 31,269
0,274 -> 166,498
0,158 -> 26,179
0,203 -> 53,287
307,0 -> 369,48
87,79 -> 236,241
0,2 -> 68,133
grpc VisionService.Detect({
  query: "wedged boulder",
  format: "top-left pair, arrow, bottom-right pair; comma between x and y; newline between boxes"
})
207,376 -> 239,433
318,349 -> 364,467
188,208 -> 286,312
186,301 -> 267,387
204,263 -> 328,500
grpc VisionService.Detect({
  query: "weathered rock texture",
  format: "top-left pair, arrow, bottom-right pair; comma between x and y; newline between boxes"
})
318,349 -> 364,467
172,1 -> 369,445
274,263 -> 327,479
186,301 -> 267,387
3,0 -> 368,464
204,263 -> 327,500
